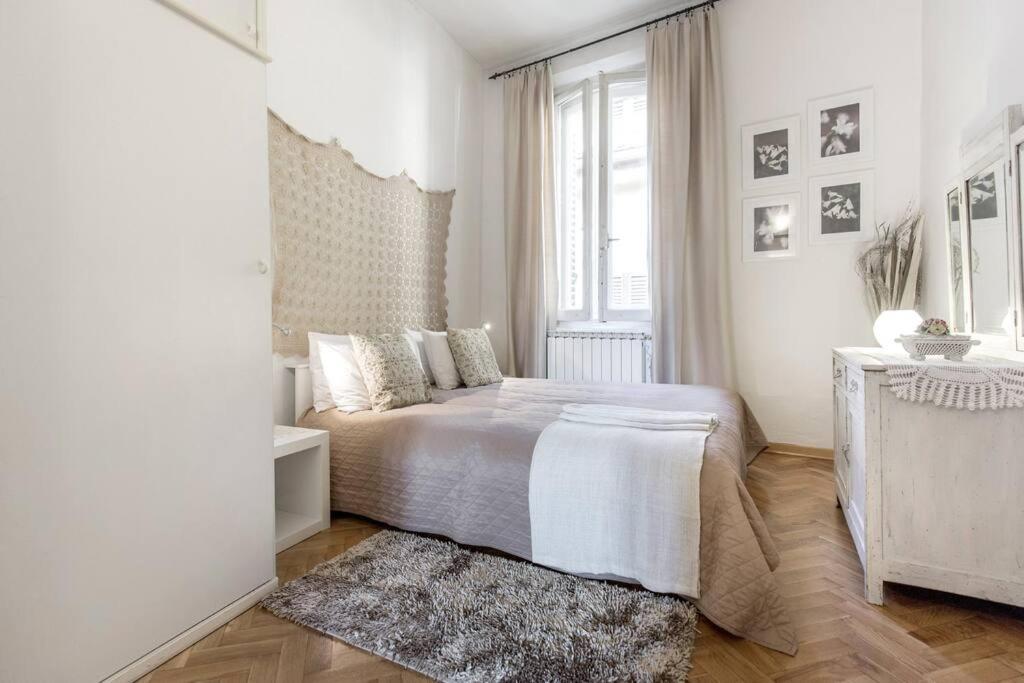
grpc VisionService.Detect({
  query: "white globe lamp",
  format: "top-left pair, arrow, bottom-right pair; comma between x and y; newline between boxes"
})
873,310 -> 923,349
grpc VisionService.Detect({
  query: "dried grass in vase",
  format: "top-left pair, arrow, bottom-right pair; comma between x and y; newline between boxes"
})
855,206 -> 924,320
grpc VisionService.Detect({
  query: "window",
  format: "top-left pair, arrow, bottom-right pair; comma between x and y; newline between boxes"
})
555,71 -> 649,323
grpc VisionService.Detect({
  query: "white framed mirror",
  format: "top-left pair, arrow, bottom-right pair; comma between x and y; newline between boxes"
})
964,157 -> 1012,335
948,105 -> 1024,347
1011,125 -> 1024,350
944,185 -> 966,332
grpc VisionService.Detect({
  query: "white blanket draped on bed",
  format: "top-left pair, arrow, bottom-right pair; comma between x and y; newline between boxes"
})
529,404 -> 716,598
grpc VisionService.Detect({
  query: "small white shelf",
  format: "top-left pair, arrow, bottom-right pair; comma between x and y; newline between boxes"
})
275,510 -> 322,552
273,425 -> 329,553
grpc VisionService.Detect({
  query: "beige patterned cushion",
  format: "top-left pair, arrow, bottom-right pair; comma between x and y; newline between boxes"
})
350,334 -> 432,412
447,328 -> 503,388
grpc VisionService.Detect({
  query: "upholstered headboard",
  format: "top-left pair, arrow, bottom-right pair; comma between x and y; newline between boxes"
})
268,111 -> 454,356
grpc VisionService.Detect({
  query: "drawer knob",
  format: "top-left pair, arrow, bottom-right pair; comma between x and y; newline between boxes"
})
848,378 -> 859,393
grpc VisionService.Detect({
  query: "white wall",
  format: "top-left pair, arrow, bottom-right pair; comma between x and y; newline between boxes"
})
721,0 -> 922,446
481,81 -> 510,367
479,0 -> 923,447
0,2 -> 275,679
919,0 -> 1024,323
266,0 -> 484,424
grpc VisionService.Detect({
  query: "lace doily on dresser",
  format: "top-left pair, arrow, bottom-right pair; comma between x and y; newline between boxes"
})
881,355 -> 1024,410
268,111 -> 454,356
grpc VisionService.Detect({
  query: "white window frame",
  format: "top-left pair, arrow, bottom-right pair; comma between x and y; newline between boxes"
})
598,70 -> 650,322
554,71 -> 650,325
554,81 -> 594,322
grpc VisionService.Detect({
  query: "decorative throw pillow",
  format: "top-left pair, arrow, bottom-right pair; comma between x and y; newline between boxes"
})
421,329 -> 462,390
404,328 -> 435,385
350,334 -> 432,412
447,328 -> 503,388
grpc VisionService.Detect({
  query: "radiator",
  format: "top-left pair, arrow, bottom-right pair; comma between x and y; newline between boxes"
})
546,330 -> 653,384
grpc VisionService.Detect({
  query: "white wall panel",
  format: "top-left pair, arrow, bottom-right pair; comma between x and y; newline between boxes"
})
0,2 -> 274,679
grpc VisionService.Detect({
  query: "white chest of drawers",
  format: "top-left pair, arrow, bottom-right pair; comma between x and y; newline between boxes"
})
832,347 -> 1024,607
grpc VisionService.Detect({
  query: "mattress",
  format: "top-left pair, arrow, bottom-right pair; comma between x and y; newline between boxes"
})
299,377 -> 798,654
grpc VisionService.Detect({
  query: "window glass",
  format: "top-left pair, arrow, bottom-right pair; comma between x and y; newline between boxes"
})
555,91 -> 586,315
606,79 -> 649,312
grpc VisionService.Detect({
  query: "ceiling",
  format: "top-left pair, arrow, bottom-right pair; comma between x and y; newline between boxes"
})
413,0 -> 693,71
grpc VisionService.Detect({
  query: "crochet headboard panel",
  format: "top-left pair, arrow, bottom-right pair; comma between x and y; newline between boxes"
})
268,111 -> 453,356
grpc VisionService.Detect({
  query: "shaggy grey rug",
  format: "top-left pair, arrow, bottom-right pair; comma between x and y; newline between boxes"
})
261,530 -> 698,682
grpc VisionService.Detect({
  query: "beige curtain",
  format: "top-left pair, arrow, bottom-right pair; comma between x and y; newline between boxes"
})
646,7 -> 734,387
503,64 -> 557,378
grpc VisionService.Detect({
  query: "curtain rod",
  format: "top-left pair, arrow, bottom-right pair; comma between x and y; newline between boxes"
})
487,0 -> 717,80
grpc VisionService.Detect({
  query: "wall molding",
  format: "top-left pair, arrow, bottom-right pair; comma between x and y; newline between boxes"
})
765,442 -> 834,461
152,0 -> 272,63
101,578 -> 279,682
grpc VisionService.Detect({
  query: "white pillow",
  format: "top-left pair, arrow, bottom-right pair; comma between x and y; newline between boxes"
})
307,332 -> 371,413
421,329 -> 462,390
404,329 -> 434,385
307,331 -> 345,412
319,341 -> 372,413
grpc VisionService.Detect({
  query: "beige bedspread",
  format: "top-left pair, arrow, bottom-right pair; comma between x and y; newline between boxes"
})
299,378 -> 798,654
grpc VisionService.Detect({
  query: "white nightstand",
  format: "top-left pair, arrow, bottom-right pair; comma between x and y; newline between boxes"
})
273,425 -> 330,552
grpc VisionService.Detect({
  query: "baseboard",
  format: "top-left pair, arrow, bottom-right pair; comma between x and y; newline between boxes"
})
765,442 -> 834,461
102,577 -> 279,683
885,560 -> 1024,609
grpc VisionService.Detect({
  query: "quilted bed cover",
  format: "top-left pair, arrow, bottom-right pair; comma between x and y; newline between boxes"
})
299,378 -> 798,654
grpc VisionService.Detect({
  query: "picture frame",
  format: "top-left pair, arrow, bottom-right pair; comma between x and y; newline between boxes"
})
741,115 -> 801,191
807,87 -> 874,169
742,193 -> 801,262
967,160 -> 1004,224
808,170 -> 875,245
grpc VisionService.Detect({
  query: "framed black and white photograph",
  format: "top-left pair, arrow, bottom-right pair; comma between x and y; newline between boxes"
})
742,193 -> 800,262
808,171 -> 875,245
968,169 -> 999,220
807,88 -> 874,169
741,115 -> 801,191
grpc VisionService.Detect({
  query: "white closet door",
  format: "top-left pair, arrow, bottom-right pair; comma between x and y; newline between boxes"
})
0,2 -> 274,680
173,0 -> 261,48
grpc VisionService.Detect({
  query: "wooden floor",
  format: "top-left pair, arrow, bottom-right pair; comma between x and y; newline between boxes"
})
142,453 -> 1024,682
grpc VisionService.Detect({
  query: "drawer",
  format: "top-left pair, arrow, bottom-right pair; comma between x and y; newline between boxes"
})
845,368 -> 864,412
832,356 -> 845,388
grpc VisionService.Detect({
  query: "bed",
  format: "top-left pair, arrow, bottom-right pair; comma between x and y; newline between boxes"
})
294,372 -> 798,654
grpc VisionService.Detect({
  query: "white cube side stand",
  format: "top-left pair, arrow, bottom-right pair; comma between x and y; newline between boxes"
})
273,425 -> 330,552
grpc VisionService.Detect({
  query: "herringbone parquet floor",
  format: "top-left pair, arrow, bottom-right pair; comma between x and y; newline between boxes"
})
141,452 -> 1024,682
